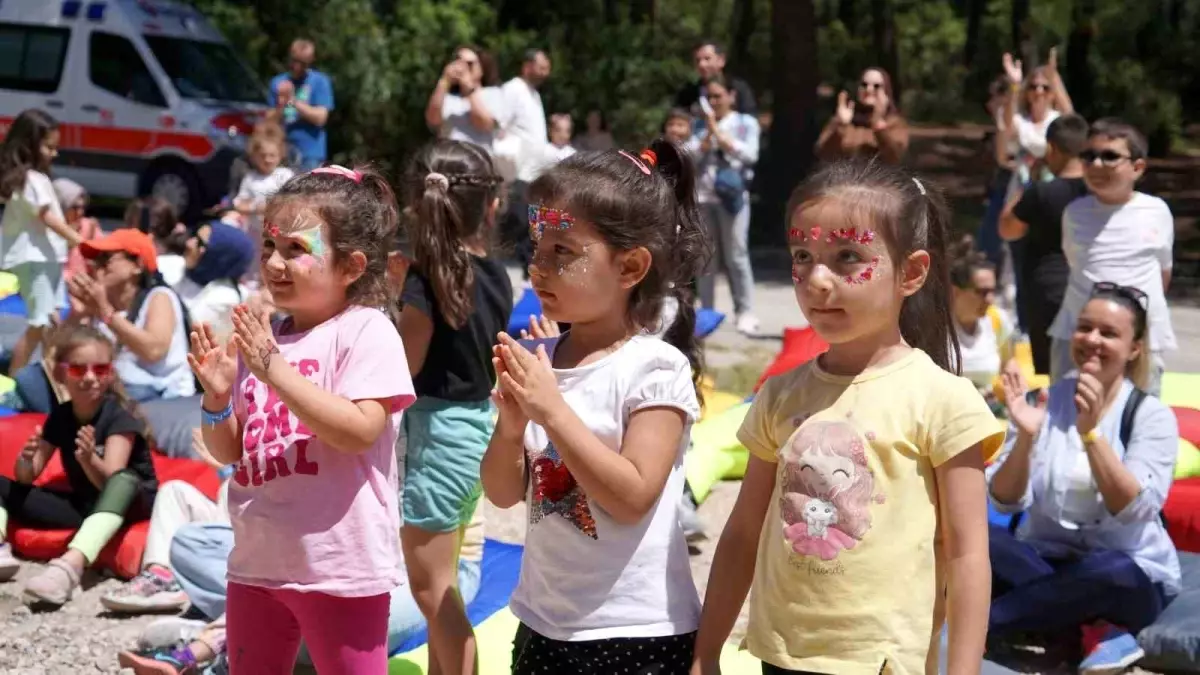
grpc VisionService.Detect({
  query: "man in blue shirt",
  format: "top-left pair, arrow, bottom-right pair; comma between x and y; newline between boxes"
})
268,39 -> 334,171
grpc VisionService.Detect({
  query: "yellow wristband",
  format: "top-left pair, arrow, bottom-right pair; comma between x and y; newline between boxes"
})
1082,428 -> 1102,445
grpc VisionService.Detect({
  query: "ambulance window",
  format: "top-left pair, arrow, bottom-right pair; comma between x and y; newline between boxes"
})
0,23 -> 70,93
89,32 -> 166,107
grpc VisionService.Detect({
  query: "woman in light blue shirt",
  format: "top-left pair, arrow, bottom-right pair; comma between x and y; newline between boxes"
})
988,282 -> 1179,671
685,74 -> 760,335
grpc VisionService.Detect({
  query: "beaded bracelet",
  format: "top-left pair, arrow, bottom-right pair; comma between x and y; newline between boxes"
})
201,401 -> 234,427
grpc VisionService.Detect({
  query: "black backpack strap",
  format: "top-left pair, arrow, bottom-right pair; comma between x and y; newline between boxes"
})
1119,387 -> 1148,448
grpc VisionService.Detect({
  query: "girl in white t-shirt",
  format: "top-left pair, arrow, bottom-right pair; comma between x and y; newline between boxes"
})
0,109 -> 82,373
481,140 -> 707,674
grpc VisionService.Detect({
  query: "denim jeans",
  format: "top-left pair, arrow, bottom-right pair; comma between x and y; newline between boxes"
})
697,200 -> 754,316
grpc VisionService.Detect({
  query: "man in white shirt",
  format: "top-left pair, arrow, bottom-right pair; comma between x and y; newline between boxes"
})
501,49 -> 552,275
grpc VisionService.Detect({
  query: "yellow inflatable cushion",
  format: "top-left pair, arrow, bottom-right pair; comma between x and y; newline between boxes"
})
1177,439 -> 1200,480
0,271 -> 16,298
686,402 -> 751,503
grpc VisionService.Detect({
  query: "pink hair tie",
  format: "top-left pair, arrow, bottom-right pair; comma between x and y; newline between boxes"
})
311,165 -> 363,183
618,150 -> 651,176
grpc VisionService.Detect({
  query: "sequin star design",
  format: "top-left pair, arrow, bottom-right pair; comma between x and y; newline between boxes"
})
527,442 -> 598,539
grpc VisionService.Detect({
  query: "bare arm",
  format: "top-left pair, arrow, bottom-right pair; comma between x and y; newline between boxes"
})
292,99 -> 329,127
1163,269 -> 1172,292
1051,71 -> 1074,115
105,292 -> 176,362
14,434 -> 54,485
464,88 -> 496,132
425,78 -> 450,131
998,187 -> 1028,241
480,412 -> 528,509
691,456 -> 775,668
40,206 -> 82,249
988,432 -> 1035,506
937,446 -> 991,675
261,357 -> 391,454
544,405 -> 686,525
398,304 -> 433,377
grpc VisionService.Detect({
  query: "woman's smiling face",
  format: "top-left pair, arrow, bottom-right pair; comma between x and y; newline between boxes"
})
1072,297 -> 1141,381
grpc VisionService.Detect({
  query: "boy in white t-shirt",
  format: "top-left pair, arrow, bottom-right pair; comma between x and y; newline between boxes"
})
1049,119 -> 1176,394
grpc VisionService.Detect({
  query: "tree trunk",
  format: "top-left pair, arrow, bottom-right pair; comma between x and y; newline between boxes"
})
1066,0 -> 1095,115
871,0 -> 900,98
964,0 -> 986,67
731,0 -> 757,73
758,0 -> 819,244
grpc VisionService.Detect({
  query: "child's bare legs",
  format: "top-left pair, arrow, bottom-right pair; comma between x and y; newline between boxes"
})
7,325 -> 42,375
402,526 -> 476,675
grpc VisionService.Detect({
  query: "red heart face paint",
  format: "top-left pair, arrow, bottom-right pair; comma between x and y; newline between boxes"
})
843,256 -> 880,284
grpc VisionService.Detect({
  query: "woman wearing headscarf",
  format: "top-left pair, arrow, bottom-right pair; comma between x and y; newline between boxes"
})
175,222 -> 254,342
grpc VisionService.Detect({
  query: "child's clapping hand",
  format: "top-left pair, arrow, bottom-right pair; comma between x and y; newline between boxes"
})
495,332 -> 566,426
74,425 -> 97,463
231,304 -> 280,381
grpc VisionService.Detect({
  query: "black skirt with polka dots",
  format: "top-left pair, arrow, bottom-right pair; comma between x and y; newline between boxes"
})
511,622 -> 696,675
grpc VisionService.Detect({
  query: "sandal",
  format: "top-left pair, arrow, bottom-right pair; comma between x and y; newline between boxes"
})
23,558 -> 81,607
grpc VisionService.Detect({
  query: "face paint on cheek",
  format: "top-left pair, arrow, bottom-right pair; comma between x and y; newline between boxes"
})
791,263 -> 806,285
843,256 -> 881,285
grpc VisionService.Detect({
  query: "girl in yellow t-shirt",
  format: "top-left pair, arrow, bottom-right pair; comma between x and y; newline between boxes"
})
691,160 -> 1005,675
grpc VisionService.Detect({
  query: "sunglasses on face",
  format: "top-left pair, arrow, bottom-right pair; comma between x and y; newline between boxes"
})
971,285 -> 997,298
1090,281 -> 1149,308
859,82 -> 883,91
1079,149 -> 1132,167
1027,84 -> 1052,93
62,363 -> 113,379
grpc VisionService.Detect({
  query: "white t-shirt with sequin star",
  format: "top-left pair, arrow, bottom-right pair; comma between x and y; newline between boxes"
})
509,334 -> 702,641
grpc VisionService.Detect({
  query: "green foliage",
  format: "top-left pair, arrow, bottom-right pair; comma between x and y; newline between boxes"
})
189,0 -> 1197,160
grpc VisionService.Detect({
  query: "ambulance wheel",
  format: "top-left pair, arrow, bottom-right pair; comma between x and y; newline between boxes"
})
141,161 -> 202,224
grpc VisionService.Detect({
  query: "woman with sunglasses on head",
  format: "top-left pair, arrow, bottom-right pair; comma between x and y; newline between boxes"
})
816,67 -> 909,164
949,235 -> 1011,410
0,324 -> 158,609
988,282 -> 1179,673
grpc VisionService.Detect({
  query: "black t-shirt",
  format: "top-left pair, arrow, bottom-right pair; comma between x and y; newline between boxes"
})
1011,177 -> 1089,304
402,256 -> 514,402
42,393 -> 157,505
675,76 -> 758,116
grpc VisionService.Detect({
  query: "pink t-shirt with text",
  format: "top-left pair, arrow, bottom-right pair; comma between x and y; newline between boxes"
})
227,305 -> 415,597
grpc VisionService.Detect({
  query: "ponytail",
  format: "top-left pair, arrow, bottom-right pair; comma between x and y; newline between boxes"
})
401,141 -> 500,330
900,177 -> 959,373
648,137 -> 709,404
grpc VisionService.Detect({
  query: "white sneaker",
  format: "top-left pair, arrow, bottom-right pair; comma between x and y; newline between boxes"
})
735,313 -> 760,336
136,616 -> 208,651
0,542 -> 19,582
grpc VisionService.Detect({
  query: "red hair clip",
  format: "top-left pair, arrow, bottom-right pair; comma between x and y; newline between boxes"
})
639,149 -> 658,168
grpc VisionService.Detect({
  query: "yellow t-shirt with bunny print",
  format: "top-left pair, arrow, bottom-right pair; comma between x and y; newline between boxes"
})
738,349 -> 1004,675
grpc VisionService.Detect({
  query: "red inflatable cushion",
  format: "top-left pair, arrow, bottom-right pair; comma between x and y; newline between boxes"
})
1165,478 -> 1200,554
0,412 -> 220,579
1172,406 -> 1200,448
755,327 -> 829,392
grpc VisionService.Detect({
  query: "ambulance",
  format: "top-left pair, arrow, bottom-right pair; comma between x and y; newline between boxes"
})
0,0 -> 266,221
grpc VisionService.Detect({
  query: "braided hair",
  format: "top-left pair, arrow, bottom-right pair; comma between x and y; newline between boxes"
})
400,141 -> 503,329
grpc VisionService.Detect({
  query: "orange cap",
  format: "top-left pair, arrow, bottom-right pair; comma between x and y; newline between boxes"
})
80,228 -> 159,273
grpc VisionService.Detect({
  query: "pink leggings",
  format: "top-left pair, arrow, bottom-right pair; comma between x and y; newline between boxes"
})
225,582 -> 389,675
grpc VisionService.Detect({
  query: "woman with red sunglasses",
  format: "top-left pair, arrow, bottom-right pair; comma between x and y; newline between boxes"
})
0,324 -> 157,608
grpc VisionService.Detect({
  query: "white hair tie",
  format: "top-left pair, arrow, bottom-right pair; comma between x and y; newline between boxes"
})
425,172 -> 450,192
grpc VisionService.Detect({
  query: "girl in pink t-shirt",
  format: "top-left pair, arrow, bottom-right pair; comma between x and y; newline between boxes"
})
188,165 -> 416,675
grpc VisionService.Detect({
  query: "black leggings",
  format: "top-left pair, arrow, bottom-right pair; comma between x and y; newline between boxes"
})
0,470 -> 151,529
511,623 -> 695,675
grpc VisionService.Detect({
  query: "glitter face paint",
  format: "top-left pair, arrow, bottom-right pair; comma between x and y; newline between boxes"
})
827,227 -> 875,245
284,214 -> 329,270
843,256 -> 880,285
529,204 -> 574,241
788,226 -> 822,242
